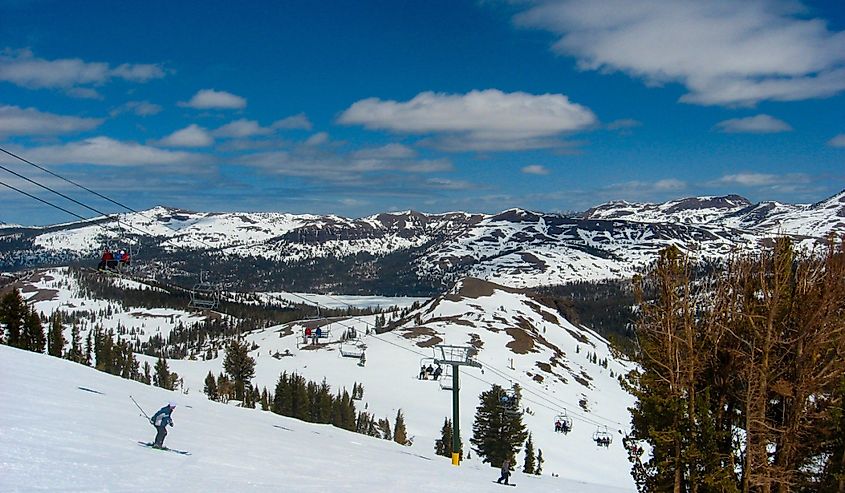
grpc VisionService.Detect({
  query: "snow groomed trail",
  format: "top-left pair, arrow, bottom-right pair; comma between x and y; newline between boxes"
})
0,345 -> 632,492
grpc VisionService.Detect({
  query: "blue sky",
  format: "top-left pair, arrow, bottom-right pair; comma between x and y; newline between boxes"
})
1,0 -> 844,225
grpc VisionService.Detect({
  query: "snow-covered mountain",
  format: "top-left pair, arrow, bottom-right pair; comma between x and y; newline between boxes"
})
2,190 -> 843,293
10,268 -> 638,490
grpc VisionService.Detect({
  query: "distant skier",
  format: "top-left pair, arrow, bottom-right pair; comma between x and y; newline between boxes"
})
150,402 -> 176,449
496,458 -> 512,485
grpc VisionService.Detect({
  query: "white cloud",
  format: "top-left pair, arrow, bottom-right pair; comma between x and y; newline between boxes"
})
179,89 -> 246,110
272,113 -> 312,130
0,48 -> 165,90
305,132 -> 329,146
157,124 -> 213,148
653,178 -> 687,191
66,87 -> 103,100
25,136 -> 205,166
338,89 -> 596,151
514,1 -> 845,106
0,105 -> 102,136
521,164 -> 550,175
715,114 -> 793,133
606,119 -> 641,130
714,172 -> 810,187
110,101 -> 162,117
351,143 -> 417,160
828,133 -> 845,147
213,119 -> 272,138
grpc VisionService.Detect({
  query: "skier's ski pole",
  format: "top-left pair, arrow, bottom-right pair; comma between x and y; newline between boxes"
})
129,395 -> 151,421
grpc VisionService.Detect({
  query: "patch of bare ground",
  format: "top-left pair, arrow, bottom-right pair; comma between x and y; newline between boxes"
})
25,288 -> 59,302
536,361 -> 552,373
417,336 -> 443,348
531,373 -> 544,383
444,277 -> 524,302
526,301 -> 559,324
400,326 -> 438,339
565,327 -> 592,345
129,311 -> 173,319
505,327 -> 535,354
426,316 -> 474,327
468,333 -> 484,351
572,371 -> 592,388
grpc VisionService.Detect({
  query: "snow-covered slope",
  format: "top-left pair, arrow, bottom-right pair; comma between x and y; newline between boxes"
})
0,345 -> 631,492
14,268 -> 638,491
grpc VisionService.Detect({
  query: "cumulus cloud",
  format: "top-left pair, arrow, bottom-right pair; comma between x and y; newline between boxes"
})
604,178 -> 688,195
213,119 -> 273,138
0,105 -> 102,136
272,113 -> 313,130
521,164 -> 550,175
338,89 -> 597,151
179,89 -> 246,110
305,132 -> 329,146
24,136 -> 205,166
351,143 -> 417,160
715,114 -> 793,133
514,1 -> 845,106
239,139 -> 451,180
713,172 -> 810,187
0,48 -> 165,91
157,124 -> 213,148
828,133 -> 845,147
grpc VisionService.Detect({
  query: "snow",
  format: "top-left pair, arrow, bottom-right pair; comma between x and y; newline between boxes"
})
11,268 -> 639,491
0,345 -> 632,492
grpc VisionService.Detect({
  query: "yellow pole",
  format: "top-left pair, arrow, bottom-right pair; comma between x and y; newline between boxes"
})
452,452 -> 460,466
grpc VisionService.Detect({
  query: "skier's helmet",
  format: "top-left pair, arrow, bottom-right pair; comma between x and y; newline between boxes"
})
168,401 -> 177,408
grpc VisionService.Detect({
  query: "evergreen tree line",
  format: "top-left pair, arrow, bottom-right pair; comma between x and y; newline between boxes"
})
0,288 -> 181,392
627,238 -> 845,493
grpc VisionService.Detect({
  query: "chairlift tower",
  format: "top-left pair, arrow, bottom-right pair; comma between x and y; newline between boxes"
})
433,344 -> 481,466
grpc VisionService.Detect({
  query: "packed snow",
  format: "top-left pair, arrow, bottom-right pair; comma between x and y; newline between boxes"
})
0,346 -> 633,492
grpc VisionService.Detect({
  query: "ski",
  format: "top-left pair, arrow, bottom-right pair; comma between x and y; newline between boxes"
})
493,481 -> 516,487
137,441 -> 191,455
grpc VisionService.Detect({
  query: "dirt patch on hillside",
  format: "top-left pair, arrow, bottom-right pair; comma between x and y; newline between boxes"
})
468,333 -> 484,351
505,327 -> 535,354
444,277 -> 523,302
129,311 -> 173,319
23,287 -> 59,302
417,336 -> 443,348
427,316 -> 474,327
401,326 -> 438,339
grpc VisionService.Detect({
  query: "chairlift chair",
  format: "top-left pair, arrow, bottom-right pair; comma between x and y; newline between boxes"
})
189,272 -> 220,309
340,339 -> 366,358
554,410 -> 573,434
593,426 -> 613,447
439,364 -> 453,390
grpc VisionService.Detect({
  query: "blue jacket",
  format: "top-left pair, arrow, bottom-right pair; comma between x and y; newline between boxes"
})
151,406 -> 174,428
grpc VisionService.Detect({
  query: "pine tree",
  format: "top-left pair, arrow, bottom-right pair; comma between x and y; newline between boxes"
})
535,449 -> 543,476
470,384 -> 528,468
523,433 -> 536,474
0,289 -> 27,348
84,330 -> 92,366
142,361 -> 152,385
204,371 -> 218,400
435,418 -> 453,458
47,314 -> 65,357
260,387 -> 270,411
23,308 -> 46,353
66,325 -> 83,363
223,338 -> 256,402
377,417 -> 392,441
153,355 -> 171,390
393,409 -> 408,446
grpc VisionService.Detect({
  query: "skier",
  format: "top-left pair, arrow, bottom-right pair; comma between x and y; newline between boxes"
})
497,458 -> 512,485
150,402 -> 176,449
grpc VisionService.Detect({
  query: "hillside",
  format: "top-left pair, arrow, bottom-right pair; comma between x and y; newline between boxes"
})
0,345 -> 631,492
11,268 -> 638,490
1,190 -> 843,294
